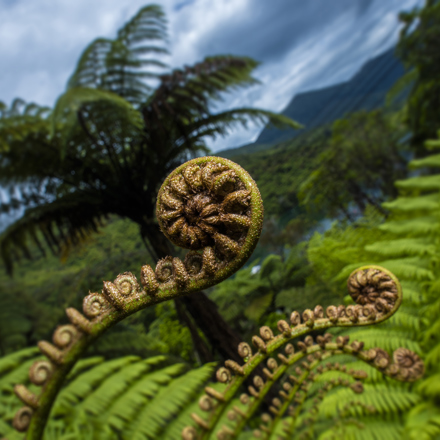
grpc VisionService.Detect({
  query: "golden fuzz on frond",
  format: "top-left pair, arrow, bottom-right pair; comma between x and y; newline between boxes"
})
14,156 -> 264,439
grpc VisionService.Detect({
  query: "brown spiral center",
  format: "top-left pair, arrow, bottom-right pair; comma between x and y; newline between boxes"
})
157,160 -> 252,258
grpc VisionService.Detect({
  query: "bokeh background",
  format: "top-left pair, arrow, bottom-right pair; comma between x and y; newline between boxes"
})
1,0 -> 439,439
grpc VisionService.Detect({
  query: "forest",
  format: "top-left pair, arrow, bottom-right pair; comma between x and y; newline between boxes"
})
0,1 -> 439,439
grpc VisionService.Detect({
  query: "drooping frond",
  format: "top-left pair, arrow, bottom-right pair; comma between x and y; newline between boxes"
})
51,86 -> 144,156
141,56 -> 301,152
0,191 -> 107,274
66,38 -> 113,90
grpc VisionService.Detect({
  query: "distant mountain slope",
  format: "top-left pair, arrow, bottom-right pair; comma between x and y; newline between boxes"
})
221,47 -> 404,158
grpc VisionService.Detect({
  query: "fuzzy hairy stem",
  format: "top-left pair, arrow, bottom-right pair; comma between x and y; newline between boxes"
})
13,156 -> 264,439
186,266 -> 424,440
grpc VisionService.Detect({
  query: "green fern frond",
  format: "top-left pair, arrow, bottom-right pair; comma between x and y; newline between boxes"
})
421,314 -> 440,345
336,257 -> 434,283
51,87 -> 143,155
401,281 -> 425,305
96,362 -> 187,437
417,373 -> 440,399
364,238 -> 436,258
52,356 -> 141,415
378,216 -> 440,237
395,174 -> 440,191
385,310 -> 421,333
125,363 -> 215,439
0,357 -> 42,394
339,329 -> 421,353
319,385 -> 420,417
319,418 -> 403,440
67,357 -> 172,421
0,347 -> 39,377
382,193 -> 440,213
372,258 -> 434,281
67,357 -> 105,381
410,153 -> 440,169
406,402 -> 440,440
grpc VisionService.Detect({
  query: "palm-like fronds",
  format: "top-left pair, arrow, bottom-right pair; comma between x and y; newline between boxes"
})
67,5 -> 169,105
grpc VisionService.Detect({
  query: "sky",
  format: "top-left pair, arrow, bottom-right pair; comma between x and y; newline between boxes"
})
0,0 -> 423,152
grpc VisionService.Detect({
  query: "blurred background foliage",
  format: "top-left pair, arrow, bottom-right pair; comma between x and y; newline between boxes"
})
1,0 -> 440,438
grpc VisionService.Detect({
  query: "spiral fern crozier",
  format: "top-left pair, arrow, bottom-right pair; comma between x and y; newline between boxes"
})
11,157 -> 263,439
182,265 -> 424,440
9,158 -> 425,440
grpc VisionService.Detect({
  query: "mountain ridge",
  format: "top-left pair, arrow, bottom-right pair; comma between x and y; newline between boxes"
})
220,47 -> 404,159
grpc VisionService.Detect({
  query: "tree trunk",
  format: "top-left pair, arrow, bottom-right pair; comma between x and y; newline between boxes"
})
174,298 -> 214,364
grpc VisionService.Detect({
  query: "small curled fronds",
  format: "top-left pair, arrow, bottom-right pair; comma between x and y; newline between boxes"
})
52,325 -> 78,348
393,347 -> 425,381
252,354 -> 369,440
14,385 -> 39,409
82,292 -> 110,318
182,426 -> 198,440
13,406 -> 33,433
259,326 -> 274,341
182,266 -> 423,440
29,361 -> 53,386
238,342 -> 253,359
13,157 -> 264,440
199,395 -> 215,412
216,367 -> 233,384
347,266 -> 400,318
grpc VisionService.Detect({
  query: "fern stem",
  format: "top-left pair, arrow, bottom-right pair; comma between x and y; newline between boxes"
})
14,156 -> 264,440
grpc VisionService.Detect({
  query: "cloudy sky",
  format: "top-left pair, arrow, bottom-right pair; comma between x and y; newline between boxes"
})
0,0 -> 423,152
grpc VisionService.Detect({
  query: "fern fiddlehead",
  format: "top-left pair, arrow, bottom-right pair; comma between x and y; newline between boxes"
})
183,266 -> 424,439
10,158 -> 425,440
11,156 -> 264,439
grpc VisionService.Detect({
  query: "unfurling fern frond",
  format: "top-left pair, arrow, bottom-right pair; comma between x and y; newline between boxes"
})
308,130 -> 440,440
9,156 -> 264,439
181,267 -> 423,439
6,157 -> 424,440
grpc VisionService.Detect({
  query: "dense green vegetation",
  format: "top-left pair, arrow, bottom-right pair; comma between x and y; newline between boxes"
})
227,110 -> 408,222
